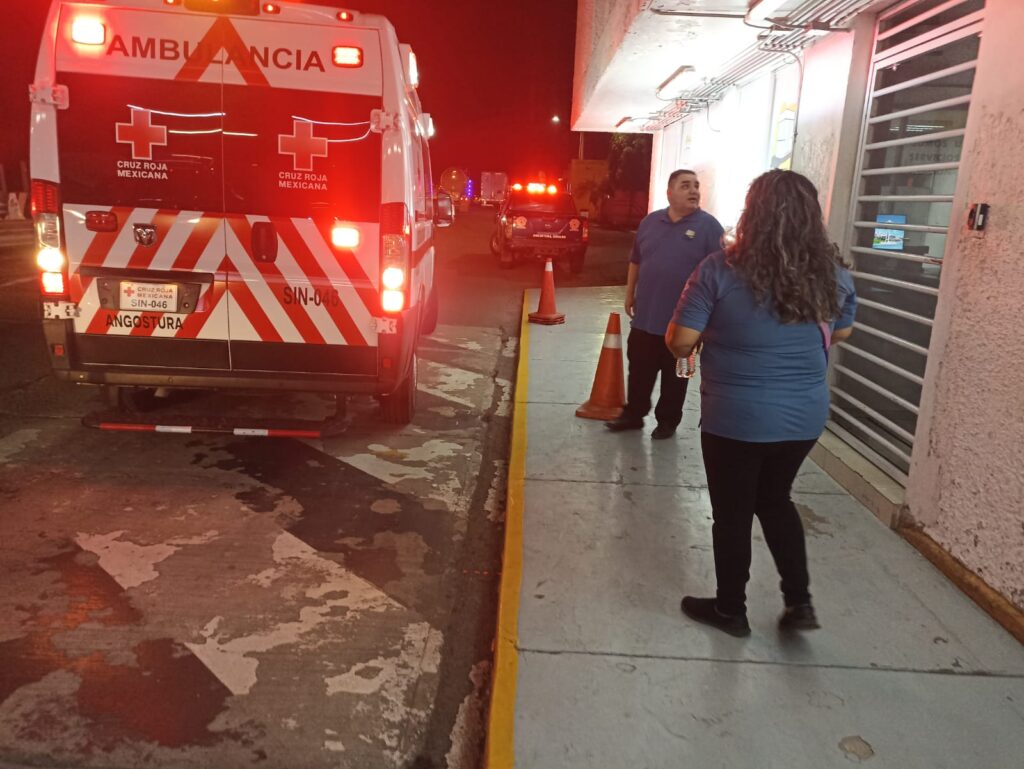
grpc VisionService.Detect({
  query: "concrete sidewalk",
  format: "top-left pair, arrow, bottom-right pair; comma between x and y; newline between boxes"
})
488,286 -> 1024,769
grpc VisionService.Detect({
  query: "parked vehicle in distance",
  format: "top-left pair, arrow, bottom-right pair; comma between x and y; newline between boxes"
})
490,183 -> 588,273
478,171 -> 508,207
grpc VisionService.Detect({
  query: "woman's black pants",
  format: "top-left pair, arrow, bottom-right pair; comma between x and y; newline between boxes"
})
700,431 -> 818,616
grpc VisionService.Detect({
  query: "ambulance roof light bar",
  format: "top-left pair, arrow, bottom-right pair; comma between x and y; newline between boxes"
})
71,17 -> 106,45
332,46 -> 363,68
182,0 -> 261,15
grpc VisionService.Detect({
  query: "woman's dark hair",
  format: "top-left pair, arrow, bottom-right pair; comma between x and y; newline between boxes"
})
727,170 -> 844,324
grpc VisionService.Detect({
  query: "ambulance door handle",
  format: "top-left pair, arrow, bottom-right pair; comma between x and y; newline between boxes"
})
251,222 -> 278,264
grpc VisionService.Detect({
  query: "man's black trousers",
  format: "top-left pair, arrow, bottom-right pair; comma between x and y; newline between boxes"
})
622,327 -> 688,428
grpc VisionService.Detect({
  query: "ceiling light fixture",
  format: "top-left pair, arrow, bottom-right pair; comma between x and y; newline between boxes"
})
656,65 -> 701,100
746,0 -> 790,25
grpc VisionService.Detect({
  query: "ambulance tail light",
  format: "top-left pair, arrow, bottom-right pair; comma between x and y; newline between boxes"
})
32,181 -> 61,249
41,271 -> 67,296
31,180 -> 60,218
37,248 -> 65,273
380,203 -> 410,316
86,211 -> 119,232
31,180 -> 68,300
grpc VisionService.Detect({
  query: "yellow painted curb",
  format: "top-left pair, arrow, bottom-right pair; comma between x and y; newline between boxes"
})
485,290 -> 531,769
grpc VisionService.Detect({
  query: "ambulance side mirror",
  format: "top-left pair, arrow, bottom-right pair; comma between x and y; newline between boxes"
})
435,191 -> 454,228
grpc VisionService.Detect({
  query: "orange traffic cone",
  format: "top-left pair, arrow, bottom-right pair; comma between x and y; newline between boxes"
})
528,258 -> 566,325
576,312 -> 626,420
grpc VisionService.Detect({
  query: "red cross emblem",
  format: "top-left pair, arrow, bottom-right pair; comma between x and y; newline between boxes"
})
279,120 -> 328,172
115,109 -> 168,161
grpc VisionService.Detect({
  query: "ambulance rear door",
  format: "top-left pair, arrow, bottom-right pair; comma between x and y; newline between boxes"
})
219,16 -> 384,377
53,2 -> 230,370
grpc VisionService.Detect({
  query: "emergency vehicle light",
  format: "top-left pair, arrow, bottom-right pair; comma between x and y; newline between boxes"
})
547,185 -> 558,194
382,267 -> 404,291
71,18 -> 106,46
337,11 -> 354,22
184,0 -> 260,14
41,271 -> 66,296
37,248 -> 65,274
36,215 -> 61,249
381,290 -> 404,313
86,211 -> 119,232
407,51 -> 419,88
30,181 -> 60,216
511,183 -> 523,191
262,3 -> 281,13
332,46 -> 363,68
331,224 -> 360,249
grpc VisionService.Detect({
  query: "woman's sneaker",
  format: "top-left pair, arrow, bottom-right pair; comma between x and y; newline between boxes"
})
779,604 -> 820,631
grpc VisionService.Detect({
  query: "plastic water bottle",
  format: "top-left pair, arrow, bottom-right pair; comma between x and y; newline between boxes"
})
676,351 -> 697,379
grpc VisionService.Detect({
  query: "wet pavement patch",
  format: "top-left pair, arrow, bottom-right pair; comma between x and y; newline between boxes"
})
75,638 -> 233,750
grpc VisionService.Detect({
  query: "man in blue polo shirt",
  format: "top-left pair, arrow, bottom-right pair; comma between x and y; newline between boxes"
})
606,169 -> 724,439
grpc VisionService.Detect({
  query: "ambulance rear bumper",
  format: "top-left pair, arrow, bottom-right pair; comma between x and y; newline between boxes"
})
43,319 -> 406,396
52,368 -> 384,395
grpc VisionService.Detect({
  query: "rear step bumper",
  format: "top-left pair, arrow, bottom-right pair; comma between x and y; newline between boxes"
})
55,368 -> 382,395
82,412 -> 346,438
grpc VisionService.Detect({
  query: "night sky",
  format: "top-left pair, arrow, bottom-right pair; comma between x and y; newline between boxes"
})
2,0 -> 593,191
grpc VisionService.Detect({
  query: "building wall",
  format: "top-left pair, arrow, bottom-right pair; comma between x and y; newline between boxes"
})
647,21 -> 873,233
791,16 -> 874,244
907,0 -> 1024,610
662,77 -> 774,227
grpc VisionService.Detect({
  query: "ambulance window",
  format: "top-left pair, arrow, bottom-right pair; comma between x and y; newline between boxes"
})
55,74 -> 224,212
222,86 -> 383,222
420,136 -> 434,220
411,128 -> 428,222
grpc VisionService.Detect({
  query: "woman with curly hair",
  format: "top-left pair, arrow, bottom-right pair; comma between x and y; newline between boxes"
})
666,169 -> 856,637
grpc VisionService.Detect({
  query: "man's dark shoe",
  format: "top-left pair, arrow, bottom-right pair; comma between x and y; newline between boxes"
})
605,415 -> 644,432
651,424 -> 676,440
778,604 -> 820,631
681,596 -> 751,638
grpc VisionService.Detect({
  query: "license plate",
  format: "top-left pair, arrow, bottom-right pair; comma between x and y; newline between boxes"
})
120,281 -> 178,312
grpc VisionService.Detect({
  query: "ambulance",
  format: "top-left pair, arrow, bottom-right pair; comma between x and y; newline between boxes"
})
30,0 -> 452,427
